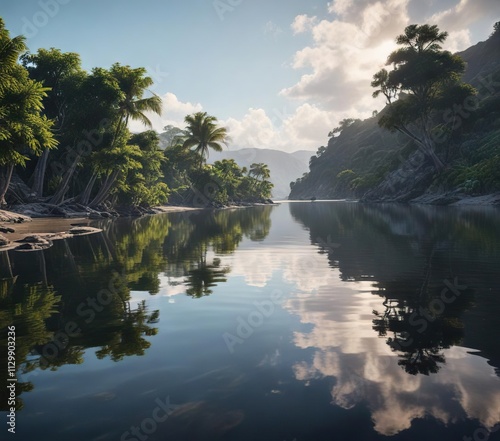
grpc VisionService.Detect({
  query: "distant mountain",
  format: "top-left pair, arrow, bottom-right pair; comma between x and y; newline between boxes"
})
207,148 -> 311,199
291,150 -> 314,166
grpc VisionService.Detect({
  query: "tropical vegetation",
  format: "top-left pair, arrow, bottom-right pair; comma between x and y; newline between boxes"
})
0,18 -> 272,213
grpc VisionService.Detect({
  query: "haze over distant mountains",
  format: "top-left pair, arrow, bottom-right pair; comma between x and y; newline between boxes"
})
207,148 -> 312,199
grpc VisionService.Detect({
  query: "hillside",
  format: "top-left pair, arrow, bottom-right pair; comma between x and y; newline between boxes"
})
289,24 -> 500,204
208,148 -> 310,199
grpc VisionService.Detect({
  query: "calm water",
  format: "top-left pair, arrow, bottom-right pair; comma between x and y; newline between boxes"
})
1,202 -> 500,441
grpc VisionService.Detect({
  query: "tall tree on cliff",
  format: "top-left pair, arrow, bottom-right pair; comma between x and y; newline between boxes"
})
372,24 -> 476,172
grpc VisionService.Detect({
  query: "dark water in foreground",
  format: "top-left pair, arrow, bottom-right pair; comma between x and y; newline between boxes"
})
1,201 -> 500,441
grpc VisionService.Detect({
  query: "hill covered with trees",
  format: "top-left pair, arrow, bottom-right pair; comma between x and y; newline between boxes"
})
289,22 -> 500,204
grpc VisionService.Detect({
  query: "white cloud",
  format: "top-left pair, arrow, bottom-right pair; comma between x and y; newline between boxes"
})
291,14 -> 318,34
130,0 -> 497,153
223,108 -> 281,150
221,104 -> 342,152
429,0 -> 500,31
443,29 -> 472,53
328,0 -> 354,16
281,0 -> 409,116
425,0 -> 500,54
282,103 -> 339,145
129,93 -> 338,152
128,92 -> 203,133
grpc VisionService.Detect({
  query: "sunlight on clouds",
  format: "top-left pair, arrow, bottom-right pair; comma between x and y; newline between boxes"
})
131,94 -> 339,152
427,0 -> 500,53
223,109 -> 280,149
282,103 -> 338,145
429,0 -> 500,40
291,15 -> 318,34
129,0 -> 498,154
281,0 -> 409,117
328,0 -> 354,16
129,92 -> 202,133
222,105 -> 340,152
444,29 -> 472,53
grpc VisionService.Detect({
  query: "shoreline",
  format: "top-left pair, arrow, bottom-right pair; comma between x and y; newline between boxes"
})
288,191 -> 500,207
0,206 -> 197,252
1,195 -> 497,252
0,203 -> 279,252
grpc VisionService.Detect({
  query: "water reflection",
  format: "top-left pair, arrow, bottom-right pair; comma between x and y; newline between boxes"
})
185,258 -> 230,298
289,202 -> 500,435
0,206 -> 274,411
289,202 -> 500,372
2,202 -> 500,439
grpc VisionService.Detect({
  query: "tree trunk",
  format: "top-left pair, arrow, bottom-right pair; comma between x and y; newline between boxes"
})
79,172 -> 98,205
421,133 -> 444,173
50,154 -> 80,205
422,119 -> 445,173
397,126 -> 444,173
0,165 -> 14,206
31,149 -> 50,197
90,169 -> 119,207
426,145 -> 445,172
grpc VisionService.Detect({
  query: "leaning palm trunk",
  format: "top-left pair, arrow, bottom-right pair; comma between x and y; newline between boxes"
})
79,172 -> 98,205
0,165 -> 14,206
89,170 -> 119,207
31,149 -> 50,197
50,154 -> 80,205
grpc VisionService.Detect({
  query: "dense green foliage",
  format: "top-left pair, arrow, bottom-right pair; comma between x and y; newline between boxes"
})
162,145 -> 273,206
372,24 -> 476,172
290,22 -> 500,202
0,18 -> 272,209
0,19 -> 57,204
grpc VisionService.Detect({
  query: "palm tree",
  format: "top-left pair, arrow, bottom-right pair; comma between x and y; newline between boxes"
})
249,163 -> 270,181
87,65 -> 162,207
0,19 -> 57,205
182,112 -> 230,167
0,20 -> 26,95
110,63 -> 162,140
248,163 -> 272,199
21,48 -> 82,198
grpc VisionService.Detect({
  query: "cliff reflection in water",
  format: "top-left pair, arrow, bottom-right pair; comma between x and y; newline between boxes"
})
0,206 -> 273,411
288,202 -> 500,435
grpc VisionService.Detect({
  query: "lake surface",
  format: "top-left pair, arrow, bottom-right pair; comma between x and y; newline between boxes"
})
1,201 -> 500,441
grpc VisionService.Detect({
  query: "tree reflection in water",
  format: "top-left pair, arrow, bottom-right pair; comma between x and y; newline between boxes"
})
1,205 -> 273,409
290,202 -> 499,376
185,258 -> 230,298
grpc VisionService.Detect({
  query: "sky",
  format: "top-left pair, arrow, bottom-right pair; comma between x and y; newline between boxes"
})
2,0 -> 500,152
